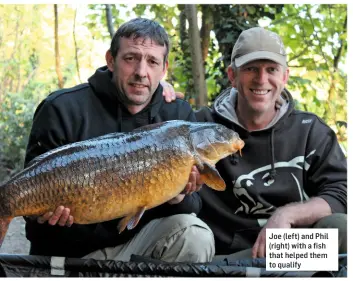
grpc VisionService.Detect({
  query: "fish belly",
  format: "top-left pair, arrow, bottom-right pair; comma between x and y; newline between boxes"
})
72,149 -> 194,224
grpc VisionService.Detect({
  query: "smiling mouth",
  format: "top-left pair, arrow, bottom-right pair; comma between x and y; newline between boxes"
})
251,89 -> 270,95
130,83 -> 148,88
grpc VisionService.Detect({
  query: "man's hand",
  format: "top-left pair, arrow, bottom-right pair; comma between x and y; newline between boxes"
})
252,198 -> 332,258
37,206 -> 74,227
168,166 -> 203,205
161,80 -> 185,102
252,208 -> 293,258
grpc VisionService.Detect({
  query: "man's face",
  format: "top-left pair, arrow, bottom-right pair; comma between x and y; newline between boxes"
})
106,37 -> 168,107
228,59 -> 289,116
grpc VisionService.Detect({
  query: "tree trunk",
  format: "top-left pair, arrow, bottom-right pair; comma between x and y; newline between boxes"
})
105,4 -> 115,38
200,5 -> 213,62
185,5 -> 208,107
322,15 -> 346,121
73,7 -> 82,83
178,4 -> 187,54
54,4 -> 64,89
175,4 -> 194,103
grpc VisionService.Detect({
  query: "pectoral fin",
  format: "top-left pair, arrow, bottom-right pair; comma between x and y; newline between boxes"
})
117,207 -> 146,234
199,163 -> 226,191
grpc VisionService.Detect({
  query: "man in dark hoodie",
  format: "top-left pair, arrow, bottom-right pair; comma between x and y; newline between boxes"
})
165,27 -> 347,260
23,18 -> 215,262
195,27 -> 347,260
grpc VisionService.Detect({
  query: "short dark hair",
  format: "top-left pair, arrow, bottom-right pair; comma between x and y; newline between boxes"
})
110,18 -> 170,65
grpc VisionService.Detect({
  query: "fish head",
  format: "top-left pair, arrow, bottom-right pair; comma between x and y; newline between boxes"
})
191,123 -> 245,165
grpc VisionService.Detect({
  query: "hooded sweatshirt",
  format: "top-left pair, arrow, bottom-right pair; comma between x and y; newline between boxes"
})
195,87 -> 347,255
24,66 -> 201,258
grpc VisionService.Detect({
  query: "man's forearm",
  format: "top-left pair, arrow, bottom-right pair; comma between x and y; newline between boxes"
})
281,197 -> 332,227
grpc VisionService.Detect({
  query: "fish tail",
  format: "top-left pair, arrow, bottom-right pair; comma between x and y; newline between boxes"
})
0,217 -> 12,249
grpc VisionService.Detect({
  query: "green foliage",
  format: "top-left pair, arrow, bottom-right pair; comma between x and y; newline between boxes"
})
210,4 -> 283,99
86,4 -> 126,39
267,4 -> 347,150
0,91 -> 37,183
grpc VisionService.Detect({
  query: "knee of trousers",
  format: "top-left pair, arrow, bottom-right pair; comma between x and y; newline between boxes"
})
156,214 -> 215,262
313,213 -> 347,253
313,213 -> 347,232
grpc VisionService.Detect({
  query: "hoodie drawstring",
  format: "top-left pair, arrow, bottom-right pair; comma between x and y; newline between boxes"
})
230,125 -> 240,165
230,153 -> 239,165
269,128 -> 277,180
148,110 -> 151,124
117,103 -> 159,131
153,112 -> 162,123
229,127 -> 277,182
148,109 -> 154,124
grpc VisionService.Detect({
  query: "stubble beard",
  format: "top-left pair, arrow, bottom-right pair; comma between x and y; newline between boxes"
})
113,76 -> 152,106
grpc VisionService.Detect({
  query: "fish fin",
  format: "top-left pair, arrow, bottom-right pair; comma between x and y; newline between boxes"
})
117,215 -> 132,234
194,156 -> 205,171
0,217 -> 12,248
117,207 -> 146,234
199,162 -> 226,191
132,123 -> 165,132
127,207 -> 146,230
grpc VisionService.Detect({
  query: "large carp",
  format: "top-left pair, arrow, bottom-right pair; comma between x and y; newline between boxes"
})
0,121 -> 244,247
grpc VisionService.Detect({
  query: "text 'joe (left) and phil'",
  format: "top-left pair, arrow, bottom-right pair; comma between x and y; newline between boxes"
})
269,232 -> 329,241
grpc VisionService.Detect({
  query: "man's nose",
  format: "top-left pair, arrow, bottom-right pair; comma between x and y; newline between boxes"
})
135,60 -> 147,78
254,68 -> 268,84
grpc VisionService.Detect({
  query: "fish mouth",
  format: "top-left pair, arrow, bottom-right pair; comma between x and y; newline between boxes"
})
233,139 -> 245,156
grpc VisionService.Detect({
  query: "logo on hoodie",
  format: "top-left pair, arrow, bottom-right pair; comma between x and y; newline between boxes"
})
232,151 -> 315,217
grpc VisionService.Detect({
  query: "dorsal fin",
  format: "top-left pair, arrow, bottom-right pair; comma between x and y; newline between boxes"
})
26,145 -> 70,168
26,131 -> 129,168
132,122 -> 166,133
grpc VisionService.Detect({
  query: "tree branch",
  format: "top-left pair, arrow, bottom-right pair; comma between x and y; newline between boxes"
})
287,47 -> 309,64
304,5 -> 330,68
105,4 -> 114,39
333,14 -> 346,70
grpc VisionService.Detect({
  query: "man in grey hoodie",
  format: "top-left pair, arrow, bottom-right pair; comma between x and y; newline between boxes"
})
168,27 -> 347,260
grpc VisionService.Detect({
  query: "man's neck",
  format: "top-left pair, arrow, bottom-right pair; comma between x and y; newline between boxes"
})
126,104 -> 147,115
124,94 -> 154,115
236,106 -> 277,131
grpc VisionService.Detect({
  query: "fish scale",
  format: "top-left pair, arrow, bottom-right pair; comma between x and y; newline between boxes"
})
0,120 -> 245,247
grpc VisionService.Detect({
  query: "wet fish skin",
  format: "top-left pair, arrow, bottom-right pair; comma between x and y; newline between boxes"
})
0,120 -> 244,246
1,126 -> 194,222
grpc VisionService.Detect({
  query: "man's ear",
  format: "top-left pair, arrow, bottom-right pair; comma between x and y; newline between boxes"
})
283,67 -> 290,84
105,50 -> 114,72
162,60 -> 169,79
227,65 -> 237,88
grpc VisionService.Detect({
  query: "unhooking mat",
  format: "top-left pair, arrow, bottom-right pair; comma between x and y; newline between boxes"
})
0,253 -> 347,277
